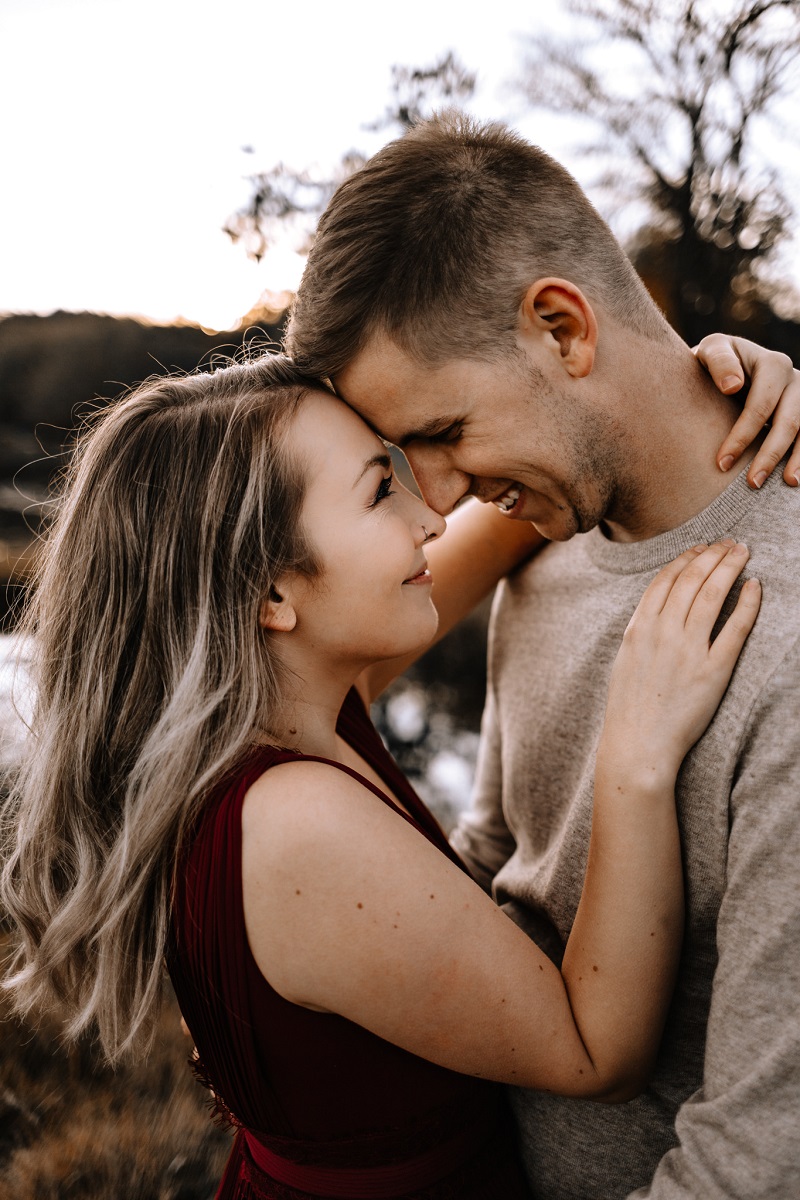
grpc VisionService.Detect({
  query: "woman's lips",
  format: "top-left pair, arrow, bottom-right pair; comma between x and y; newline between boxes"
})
402,567 -> 433,585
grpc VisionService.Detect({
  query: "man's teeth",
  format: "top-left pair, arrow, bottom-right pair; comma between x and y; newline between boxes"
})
493,486 -> 521,513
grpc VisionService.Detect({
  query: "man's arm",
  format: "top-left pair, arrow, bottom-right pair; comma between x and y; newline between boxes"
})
450,645 -> 517,893
359,501 -> 543,704
630,638 -> 800,1198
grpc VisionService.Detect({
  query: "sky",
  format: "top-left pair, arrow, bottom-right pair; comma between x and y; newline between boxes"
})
2,0 -> 798,331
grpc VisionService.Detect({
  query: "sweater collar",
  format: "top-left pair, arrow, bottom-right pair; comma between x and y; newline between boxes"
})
582,459 -> 777,576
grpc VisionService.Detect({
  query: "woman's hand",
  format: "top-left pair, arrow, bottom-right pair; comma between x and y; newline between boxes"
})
694,334 -> 800,488
599,541 -> 761,786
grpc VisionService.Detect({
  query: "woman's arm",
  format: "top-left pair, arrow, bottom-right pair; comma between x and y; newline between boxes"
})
695,334 -> 800,486
358,499 -> 545,703
243,543 -> 760,1100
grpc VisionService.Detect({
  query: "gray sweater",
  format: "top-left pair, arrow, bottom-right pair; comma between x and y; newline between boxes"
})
451,462 -> 800,1199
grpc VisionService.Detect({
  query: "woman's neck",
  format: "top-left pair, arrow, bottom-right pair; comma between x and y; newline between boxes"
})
257,650 -> 364,758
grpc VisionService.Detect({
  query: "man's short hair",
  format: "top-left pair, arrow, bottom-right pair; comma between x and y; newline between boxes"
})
286,111 -> 669,378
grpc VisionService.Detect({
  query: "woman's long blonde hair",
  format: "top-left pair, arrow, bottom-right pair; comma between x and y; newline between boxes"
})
1,354 -> 325,1061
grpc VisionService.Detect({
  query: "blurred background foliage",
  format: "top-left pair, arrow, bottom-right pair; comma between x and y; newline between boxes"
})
0,923 -> 231,1198
1,1 -> 800,1193
518,0 -> 800,347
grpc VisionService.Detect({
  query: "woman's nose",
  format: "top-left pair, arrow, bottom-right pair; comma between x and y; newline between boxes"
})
412,499 -> 447,545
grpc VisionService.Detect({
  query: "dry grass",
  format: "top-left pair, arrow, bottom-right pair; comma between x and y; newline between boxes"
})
0,937 -> 231,1199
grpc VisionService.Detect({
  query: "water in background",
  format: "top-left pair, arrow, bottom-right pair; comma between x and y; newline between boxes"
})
0,634 -> 33,777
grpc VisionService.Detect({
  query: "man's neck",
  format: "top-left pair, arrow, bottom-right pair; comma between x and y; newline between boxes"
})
599,339 -> 760,543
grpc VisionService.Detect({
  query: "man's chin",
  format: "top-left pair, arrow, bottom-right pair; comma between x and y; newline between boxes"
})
517,498 -> 586,542
530,521 -> 579,542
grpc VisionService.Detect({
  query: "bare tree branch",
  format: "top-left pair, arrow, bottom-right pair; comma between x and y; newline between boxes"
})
517,0 -> 800,338
225,53 -> 475,263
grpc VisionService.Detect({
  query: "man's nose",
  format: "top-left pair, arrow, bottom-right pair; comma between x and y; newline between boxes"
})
405,449 -> 471,516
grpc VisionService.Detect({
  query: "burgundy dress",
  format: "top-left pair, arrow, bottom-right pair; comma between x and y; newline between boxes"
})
167,689 -> 532,1199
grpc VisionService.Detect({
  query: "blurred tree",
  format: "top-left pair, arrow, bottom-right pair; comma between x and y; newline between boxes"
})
223,153 -> 368,265
518,0 -> 800,343
366,51 -> 477,132
224,53 -> 476,263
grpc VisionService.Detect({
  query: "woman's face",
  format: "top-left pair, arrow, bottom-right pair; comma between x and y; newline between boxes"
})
282,391 -> 446,668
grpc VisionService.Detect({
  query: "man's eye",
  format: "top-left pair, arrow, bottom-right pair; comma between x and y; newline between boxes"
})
371,475 -> 395,506
436,423 -> 463,444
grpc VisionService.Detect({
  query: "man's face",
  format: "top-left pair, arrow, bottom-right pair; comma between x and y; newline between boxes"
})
335,332 -> 626,541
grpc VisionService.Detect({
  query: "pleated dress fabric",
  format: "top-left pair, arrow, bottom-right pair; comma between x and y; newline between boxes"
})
167,688 -> 532,1199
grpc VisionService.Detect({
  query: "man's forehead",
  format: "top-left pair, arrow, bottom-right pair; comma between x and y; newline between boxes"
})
334,337 -> 465,443
335,335 -> 419,397
337,385 -> 459,450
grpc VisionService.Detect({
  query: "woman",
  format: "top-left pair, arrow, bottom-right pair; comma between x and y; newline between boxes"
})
0,351 -> 788,1199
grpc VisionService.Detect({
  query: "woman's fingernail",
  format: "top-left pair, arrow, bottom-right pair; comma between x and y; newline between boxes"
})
794,471 -> 800,487
752,470 -> 767,489
692,543 -> 708,552
719,454 -> 735,472
721,375 -> 741,391
733,542 -> 748,555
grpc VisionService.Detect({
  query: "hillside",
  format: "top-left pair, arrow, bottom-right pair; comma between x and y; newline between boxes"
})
0,311 -> 284,614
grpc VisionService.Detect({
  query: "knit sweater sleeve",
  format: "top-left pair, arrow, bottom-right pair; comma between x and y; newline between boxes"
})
630,634 -> 800,1199
450,684 -> 516,894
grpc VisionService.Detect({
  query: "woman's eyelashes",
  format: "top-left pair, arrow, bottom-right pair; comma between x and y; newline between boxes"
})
370,474 -> 396,507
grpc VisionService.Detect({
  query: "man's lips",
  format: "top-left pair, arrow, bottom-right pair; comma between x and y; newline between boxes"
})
491,484 -> 522,514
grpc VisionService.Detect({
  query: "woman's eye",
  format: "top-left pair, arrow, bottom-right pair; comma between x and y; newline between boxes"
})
371,475 -> 395,506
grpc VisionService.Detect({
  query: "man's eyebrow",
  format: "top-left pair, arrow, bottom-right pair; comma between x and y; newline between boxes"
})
353,452 -> 392,487
396,418 -> 460,449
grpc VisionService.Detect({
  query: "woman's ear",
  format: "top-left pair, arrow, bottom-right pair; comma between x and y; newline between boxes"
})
259,583 -> 298,632
518,277 -> 598,378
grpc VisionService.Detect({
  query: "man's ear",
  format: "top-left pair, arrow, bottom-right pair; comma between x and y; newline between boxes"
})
518,278 -> 598,378
259,583 -> 298,633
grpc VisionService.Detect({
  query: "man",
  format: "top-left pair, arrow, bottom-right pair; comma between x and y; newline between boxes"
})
286,113 -> 800,1199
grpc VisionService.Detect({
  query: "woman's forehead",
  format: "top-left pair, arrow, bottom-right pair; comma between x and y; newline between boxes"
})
291,390 -> 384,470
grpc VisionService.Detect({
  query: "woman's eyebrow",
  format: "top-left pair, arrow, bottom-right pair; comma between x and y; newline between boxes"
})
353,452 -> 392,487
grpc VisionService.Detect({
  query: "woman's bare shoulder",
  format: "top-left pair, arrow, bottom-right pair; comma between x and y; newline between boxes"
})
241,756 -> 399,890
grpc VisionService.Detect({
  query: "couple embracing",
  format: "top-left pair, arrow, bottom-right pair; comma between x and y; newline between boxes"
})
4,113 -> 799,1200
